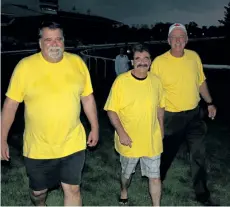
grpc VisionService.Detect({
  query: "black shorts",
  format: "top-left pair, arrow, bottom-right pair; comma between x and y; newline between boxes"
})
24,150 -> 85,191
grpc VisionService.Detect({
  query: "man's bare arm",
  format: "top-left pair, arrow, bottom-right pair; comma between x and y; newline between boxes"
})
81,94 -> 99,130
107,111 -> 125,135
1,97 -> 19,142
107,110 -> 132,147
81,94 -> 99,146
199,81 -> 212,103
1,97 -> 20,160
199,81 -> 217,119
157,107 -> 165,139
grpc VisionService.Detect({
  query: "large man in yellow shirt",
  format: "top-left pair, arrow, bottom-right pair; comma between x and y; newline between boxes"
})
104,44 -> 165,206
151,23 -> 217,206
1,21 -> 99,206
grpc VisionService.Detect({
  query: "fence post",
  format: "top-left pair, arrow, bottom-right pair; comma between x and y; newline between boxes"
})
95,58 -> 98,75
88,57 -> 91,71
104,59 -> 107,78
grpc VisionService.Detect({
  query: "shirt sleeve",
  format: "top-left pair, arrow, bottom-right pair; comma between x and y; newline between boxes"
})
196,53 -> 206,86
5,60 -> 27,102
150,57 -> 160,77
79,57 -> 93,97
104,78 -> 121,113
158,80 -> 165,108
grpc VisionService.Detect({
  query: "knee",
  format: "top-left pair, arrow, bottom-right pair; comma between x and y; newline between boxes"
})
149,177 -> 161,183
31,189 -> 48,197
62,183 -> 81,197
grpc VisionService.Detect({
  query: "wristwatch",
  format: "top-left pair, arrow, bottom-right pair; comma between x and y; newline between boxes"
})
207,101 -> 214,106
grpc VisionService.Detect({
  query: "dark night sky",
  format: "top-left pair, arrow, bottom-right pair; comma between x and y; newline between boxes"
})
2,0 -> 229,26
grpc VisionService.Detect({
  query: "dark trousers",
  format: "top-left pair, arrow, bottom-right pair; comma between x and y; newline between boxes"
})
160,106 -> 210,202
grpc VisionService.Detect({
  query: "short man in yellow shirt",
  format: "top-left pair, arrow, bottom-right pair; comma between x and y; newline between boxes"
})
1,21 -> 99,206
151,23 -> 217,206
104,44 -> 165,206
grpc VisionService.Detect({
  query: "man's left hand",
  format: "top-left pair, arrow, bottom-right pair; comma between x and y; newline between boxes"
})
208,105 -> 217,120
87,129 -> 99,147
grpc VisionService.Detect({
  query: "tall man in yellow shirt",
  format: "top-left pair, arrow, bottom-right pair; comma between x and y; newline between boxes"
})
151,23 -> 217,206
1,21 -> 99,206
104,44 -> 165,206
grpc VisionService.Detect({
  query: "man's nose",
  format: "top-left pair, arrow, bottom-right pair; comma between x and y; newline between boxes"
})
175,37 -> 181,43
50,39 -> 58,46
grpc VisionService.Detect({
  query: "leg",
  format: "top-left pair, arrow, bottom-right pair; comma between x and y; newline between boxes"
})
24,157 -> 60,206
120,173 -> 132,200
141,155 -> 161,206
149,178 -> 161,206
30,189 -> 48,206
186,113 -> 210,202
60,150 -> 85,206
61,183 -> 81,206
160,112 -> 186,181
119,155 -> 139,204
160,134 -> 184,181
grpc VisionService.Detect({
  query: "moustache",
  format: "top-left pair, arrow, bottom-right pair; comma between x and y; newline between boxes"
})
137,64 -> 148,68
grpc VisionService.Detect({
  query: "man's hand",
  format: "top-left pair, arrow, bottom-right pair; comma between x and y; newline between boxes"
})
87,129 -> 99,147
208,105 -> 217,120
1,140 -> 10,161
118,131 -> 132,148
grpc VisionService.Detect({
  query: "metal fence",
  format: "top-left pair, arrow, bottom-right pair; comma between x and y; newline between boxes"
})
2,38 -> 230,78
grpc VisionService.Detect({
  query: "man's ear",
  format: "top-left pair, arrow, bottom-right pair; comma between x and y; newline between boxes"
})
39,39 -> 42,49
167,38 -> 171,46
185,36 -> 188,44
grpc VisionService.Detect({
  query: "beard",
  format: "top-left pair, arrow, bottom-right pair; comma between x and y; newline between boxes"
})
48,46 -> 63,60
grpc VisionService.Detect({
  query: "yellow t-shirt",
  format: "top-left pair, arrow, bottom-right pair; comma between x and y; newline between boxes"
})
104,71 -> 165,158
6,52 -> 93,159
151,49 -> 206,112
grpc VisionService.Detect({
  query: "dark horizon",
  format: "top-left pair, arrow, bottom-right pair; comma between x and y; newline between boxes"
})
1,0 -> 229,27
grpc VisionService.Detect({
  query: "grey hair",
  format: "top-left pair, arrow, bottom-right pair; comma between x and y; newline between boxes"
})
38,21 -> 64,40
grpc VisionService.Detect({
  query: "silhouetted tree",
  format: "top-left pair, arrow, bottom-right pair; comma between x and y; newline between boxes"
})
219,1 -> 230,36
186,21 -> 202,37
87,9 -> 91,15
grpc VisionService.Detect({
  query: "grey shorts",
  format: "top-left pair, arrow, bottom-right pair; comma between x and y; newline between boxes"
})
120,155 -> 161,179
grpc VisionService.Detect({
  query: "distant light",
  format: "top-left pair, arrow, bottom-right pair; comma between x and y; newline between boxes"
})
127,49 -> 131,54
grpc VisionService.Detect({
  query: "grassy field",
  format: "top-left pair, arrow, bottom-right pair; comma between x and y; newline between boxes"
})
1,111 -> 230,206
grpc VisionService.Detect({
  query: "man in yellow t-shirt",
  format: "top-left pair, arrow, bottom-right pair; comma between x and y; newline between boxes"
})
1,21 -> 99,206
151,23 -> 217,206
104,44 -> 165,206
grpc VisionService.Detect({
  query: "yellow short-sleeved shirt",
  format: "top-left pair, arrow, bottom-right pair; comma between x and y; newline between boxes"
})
151,49 -> 206,112
6,52 -> 93,159
104,71 -> 165,158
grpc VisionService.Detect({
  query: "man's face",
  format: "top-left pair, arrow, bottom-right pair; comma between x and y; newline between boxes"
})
133,51 -> 151,72
120,48 -> 124,55
168,28 -> 188,53
39,28 -> 64,62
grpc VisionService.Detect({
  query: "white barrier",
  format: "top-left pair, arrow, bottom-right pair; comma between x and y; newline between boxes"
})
203,64 -> 230,70
1,36 -> 225,55
2,37 -> 230,79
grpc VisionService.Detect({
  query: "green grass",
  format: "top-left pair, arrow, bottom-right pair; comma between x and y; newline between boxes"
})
1,113 -> 230,206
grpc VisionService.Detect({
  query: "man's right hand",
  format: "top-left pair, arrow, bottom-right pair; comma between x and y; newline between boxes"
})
1,141 -> 10,161
118,131 -> 132,148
